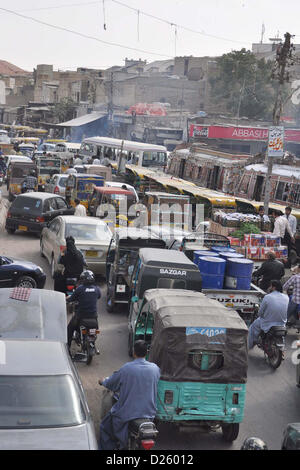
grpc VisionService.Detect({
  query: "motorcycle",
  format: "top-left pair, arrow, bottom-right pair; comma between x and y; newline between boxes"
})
257,326 -> 287,369
69,311 -> 100,365
127,418 -> 158,450
100,389 -> 159,450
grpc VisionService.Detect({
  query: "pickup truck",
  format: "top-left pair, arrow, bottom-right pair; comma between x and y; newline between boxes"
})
203,283 -> 265,326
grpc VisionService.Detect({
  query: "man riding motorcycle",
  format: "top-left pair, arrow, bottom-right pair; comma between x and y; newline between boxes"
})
66,270 -> 101,348
248,280 -> 288,349
21,169 -> 38,193
98,340 -> 160,450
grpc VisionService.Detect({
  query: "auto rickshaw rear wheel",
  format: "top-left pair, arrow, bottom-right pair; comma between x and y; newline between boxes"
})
128,331 -> 133,357
221,423 -> 239,442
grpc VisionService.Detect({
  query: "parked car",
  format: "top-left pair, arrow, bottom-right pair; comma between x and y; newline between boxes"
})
0,254 -> 46,288
6,193 -> 74,235
40,215 -> 113,277
44,173 -> 68,196
0,288 -> 98,450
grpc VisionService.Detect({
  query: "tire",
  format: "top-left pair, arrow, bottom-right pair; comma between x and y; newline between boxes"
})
6,228 -> 15,235
221,423 -> 239,442
15,275 -> 37,289
267,340 -> 283,369
40,240 -> 45,258
51,255 -> 56,279
86,343 -> 93,365
128,331 -> 133,357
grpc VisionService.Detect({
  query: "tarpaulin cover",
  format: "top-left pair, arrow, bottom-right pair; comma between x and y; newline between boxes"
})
147,289 -> 248,383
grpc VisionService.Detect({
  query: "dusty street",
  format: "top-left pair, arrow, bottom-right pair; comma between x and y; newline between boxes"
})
1,190 -> 300,450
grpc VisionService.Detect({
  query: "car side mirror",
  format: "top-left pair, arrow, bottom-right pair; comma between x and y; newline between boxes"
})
131,296 -> 139,303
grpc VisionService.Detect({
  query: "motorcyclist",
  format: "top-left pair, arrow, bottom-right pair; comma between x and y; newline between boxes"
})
240,437 -> 268,450
252,252 -> 285,292
54,236 -> 87,293
98,340 -> 160,450
248,280 -> 288,349
66,270 -> 101,348
21,169 -> 38,193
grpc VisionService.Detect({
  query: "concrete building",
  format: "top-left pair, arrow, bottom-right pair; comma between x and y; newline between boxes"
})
33,64 -> 105,105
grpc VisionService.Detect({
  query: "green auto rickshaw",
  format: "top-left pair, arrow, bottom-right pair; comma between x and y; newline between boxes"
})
130,288 -> 248,442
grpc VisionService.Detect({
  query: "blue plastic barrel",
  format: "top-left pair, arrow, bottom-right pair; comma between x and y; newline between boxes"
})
225,258 -> 254,290
211,246 -> 236,254
219,252 -> 244,261
193,250 -> 219,265
198,256 -> 226,289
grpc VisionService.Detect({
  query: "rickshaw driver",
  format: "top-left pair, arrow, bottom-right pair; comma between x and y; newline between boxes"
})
248,280 -> 289,349
22,169 -> 38,193
98,340 -> 160,450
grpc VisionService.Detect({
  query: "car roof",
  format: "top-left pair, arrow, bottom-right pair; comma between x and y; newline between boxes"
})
0,288 -> 67,343
14,192 -> 65,200
58,215 -> 108,225
0,339 -> 72,375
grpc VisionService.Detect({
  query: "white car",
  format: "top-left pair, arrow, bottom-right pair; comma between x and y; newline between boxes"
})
40,216 -> 113,277
44,173 -> 68,197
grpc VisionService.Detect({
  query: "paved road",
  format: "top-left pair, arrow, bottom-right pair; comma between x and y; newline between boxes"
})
1,190 -> 300,450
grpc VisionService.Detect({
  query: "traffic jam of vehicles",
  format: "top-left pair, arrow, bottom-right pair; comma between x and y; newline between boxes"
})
0,133 -> 300,452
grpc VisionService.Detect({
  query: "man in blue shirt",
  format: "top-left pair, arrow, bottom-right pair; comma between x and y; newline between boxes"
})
66,270 -> 101,347
248,280 -> 288,349
98,340 -> 160,450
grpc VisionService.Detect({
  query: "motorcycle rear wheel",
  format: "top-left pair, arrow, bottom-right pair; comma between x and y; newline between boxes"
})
86,342 -> 93,365
267,340 -> 283,369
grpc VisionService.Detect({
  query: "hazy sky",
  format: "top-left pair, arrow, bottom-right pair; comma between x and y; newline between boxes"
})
1,0 -> 299,71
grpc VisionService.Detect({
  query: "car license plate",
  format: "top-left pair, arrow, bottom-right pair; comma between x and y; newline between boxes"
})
86,250 -> 98,257
116,284 -> 126,293
18,225 -> 28,231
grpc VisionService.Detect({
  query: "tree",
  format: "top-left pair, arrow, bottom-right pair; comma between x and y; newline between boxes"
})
53,97 -> 77,123
209,48 -> 279,120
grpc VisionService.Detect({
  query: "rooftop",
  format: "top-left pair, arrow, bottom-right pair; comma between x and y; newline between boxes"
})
0,60 -> 29,76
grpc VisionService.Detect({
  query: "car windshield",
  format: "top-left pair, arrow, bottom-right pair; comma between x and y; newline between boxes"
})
0,375 -> 86,428
65,222 -> 112,241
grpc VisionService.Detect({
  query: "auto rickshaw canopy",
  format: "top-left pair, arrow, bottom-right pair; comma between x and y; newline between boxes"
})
146,289 -> 248,383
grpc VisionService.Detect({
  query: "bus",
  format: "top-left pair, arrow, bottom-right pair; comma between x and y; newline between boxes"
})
79,137 -> 168,168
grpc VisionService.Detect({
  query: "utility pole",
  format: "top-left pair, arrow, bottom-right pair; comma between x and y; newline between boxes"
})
107,72 -> 114,136
264,32 -> 294,213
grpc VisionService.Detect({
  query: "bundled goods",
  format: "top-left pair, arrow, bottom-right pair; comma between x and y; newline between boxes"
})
245,247 -> 260,259
228,236 -> 241,246
264,233 -> 281,247
273,246 -> 288,259
248,234 -> 265,247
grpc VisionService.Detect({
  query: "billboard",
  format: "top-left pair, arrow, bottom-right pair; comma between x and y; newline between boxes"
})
189,124 -> 300,143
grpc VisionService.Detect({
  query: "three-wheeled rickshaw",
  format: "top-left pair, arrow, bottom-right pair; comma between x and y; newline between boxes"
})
129,288 -> 248,442
65,173 -> 104,208
106,228 -> 166,312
